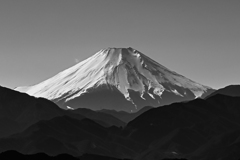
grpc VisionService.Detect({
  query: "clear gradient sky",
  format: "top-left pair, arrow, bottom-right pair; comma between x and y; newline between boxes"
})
0,0 -> 239,89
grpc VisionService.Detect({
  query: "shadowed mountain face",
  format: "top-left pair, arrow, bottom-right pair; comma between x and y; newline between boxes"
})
1,86 -> 240,160
100,106 -> 153,123
67,107 -> 126,127
205,85 -> 240,98
0,86 -> 125,138
123,94 -> 240,160
0,150 -> 132,160
15,47 -> 214,112
0,86 -> 65,138
0,116 -> 121,157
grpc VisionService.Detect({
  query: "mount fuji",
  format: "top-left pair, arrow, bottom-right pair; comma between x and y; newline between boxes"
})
15,47 -> 214,112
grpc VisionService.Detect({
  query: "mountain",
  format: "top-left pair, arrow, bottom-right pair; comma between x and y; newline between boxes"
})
0,86 -> 130,159
0,116 -> 124,158
205,85 -> 240,98
0,86 -> 125,137
100,106 -> 153,123
15,47 -> 215,112
0,86 -> 65,138
0,150 -> 129,160
1,93 -> 240,160
67,108 -> 126,127
122,94 -> 240,160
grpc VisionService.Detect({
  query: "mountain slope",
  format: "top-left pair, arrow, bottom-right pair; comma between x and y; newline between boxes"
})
0,115 -> 135,159
16,47 -> 214,112
205,85 -> 240,99
67,108 -> 126,127
100,106 -> 153,123
1,93 -> 240,160
0,85 -> 125,138
0,86 -> 65,138
123,94 -> 240,160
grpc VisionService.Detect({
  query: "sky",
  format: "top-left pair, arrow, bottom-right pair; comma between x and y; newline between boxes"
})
0,0 -> 239,89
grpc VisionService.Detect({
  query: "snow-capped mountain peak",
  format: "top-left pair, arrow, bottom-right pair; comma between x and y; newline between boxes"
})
16,47 -> 214,112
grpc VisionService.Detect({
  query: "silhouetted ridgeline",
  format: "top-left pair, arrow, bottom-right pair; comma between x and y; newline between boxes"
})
0,150 -> 131,160
0,151 -> 190,160
99,106 -> 153,123
205,85 -> 240,98
0,85 -> 240,160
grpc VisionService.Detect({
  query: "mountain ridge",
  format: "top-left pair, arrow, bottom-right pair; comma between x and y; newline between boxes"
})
205,85 -> 240,99
1,88 -> 240,160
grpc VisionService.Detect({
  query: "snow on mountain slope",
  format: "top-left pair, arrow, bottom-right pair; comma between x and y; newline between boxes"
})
15,47 -> 214,112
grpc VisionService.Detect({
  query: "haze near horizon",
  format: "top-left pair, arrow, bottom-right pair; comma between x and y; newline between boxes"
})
0,0 -> 240,89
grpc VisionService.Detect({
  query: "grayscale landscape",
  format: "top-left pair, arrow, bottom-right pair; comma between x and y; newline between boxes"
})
0,1 -> 240,160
